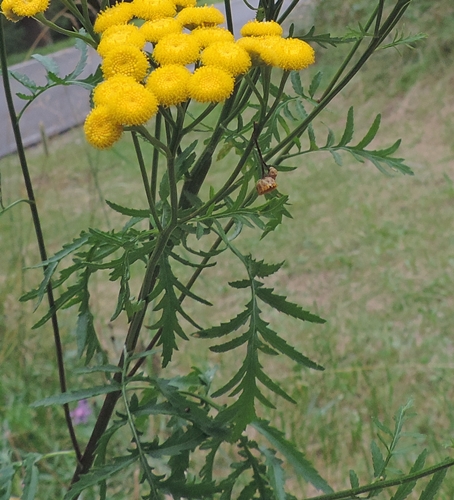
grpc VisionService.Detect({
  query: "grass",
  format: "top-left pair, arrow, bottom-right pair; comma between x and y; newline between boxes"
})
1,1 -> 454,498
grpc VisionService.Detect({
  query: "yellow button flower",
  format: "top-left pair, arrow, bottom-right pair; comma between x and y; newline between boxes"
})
146,65 -> 191,107
201,41 -> 251,76
107,81 -> 159,125
140,17 -> 182,43
101,45 -> 149,81
84,106 -> 123,149
93,2 -> 134,33
173,0 -> 196,8
261,37 -> 315,71
1,0 -> 49,18
132,0 -> 176,21
188,66 -> 234,103
97,25 -> 147,58
92,75 -> 138,107
191,26 -> 234,48
240,20 -> 283,38
153,33 -> 200,66
177,5 -> 224,30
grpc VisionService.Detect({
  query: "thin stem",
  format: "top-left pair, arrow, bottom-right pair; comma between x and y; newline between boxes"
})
131,131 -> 163,231
0,16 -> 81,462
121,350 -> 159,498
34,13 -> 97,48
277,0 -> 300,24
374,0 -> 386,36
181,103 -> 218,136
72,225 -> 175,486
308,458 -> 454,500
266,0 -> 413,163
223,0 -> 234,35
318,4 -> 379,102
151,113 -> 162,202
128,218 -> 235,378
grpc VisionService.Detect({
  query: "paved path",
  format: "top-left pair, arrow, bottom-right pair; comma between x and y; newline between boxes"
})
0,0 -> 314,158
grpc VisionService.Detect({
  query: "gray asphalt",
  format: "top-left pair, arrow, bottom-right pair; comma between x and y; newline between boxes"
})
0,0 -> 313,158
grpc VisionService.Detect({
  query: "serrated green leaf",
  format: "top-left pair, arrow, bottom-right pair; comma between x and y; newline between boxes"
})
257,319 -> 324,370
329,149 -> 343,166
22,454 -> 40,500
65,456 -> 138,500
32,53 -> 60,75
290,71 -> 303,96
210,332 -> 250,353
391,449 -> 427,500
255,287 -> 326,323
324,128 -> 335,148
252,420 -> 333,494
256,368 -> 296,404
247,257 -> 283,279
372,416 -> 394,437
418,469 -> 447,500
308,123 -> 317,150
9,70 -> 38,91
309,71 -> 322,98
349,469 -> 359,489
371,440 -> 385,477
31,383 -> 121,407
195,308 -> 250,339
337,106 -> 354,147
105,199 -> 150,218
67,36 -> 88,80
261,447 -> 286,500
229,279 -> 250,289
354,114 -> 381,149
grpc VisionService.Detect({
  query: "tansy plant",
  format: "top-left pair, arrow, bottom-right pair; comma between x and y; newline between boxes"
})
1,0 -> 453,499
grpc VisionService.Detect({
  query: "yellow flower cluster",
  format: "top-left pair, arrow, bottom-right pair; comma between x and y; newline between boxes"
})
85,1 -> 315,149
1,0 -> 49,21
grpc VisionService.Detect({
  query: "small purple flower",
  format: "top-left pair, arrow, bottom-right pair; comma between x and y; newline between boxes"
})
70,399 -> 92,425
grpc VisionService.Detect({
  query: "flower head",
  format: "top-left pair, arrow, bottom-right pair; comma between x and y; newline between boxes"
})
261,37 -> 315,70
101,45 -> 149,80
131,0 -> 176,21
173,0 -> 196,8
191,26 -> 234,48
94,2 -> 134,33
201,41 -> 251,76
240,20 -> 283,38
153,33 -> 200,65
84,106 -> 123,149
92,75 -> 138,107
188,66 -> 234,103
107,80 -> 159,125
140,17 -> 182,43
1,0 -> 49,18
176,5 -> 224,30
146,65 -> 191,106
97,25 -> 146,58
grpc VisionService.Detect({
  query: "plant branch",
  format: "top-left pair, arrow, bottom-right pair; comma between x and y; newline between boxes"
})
0,16 -> 81,462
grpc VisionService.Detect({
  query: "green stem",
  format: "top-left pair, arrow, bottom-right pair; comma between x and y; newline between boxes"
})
121,351 -> 159,498
181,103 -> 218,136
266,0 -> 413,163
131,131 -> 163,231
71,225 -> 175,487
318,4 -> 379,102
34,13 -> 97,48
0,16 -> 81,462
308,458 -> 454,500
151,113 -> 162,202
223,0 -> 234,34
